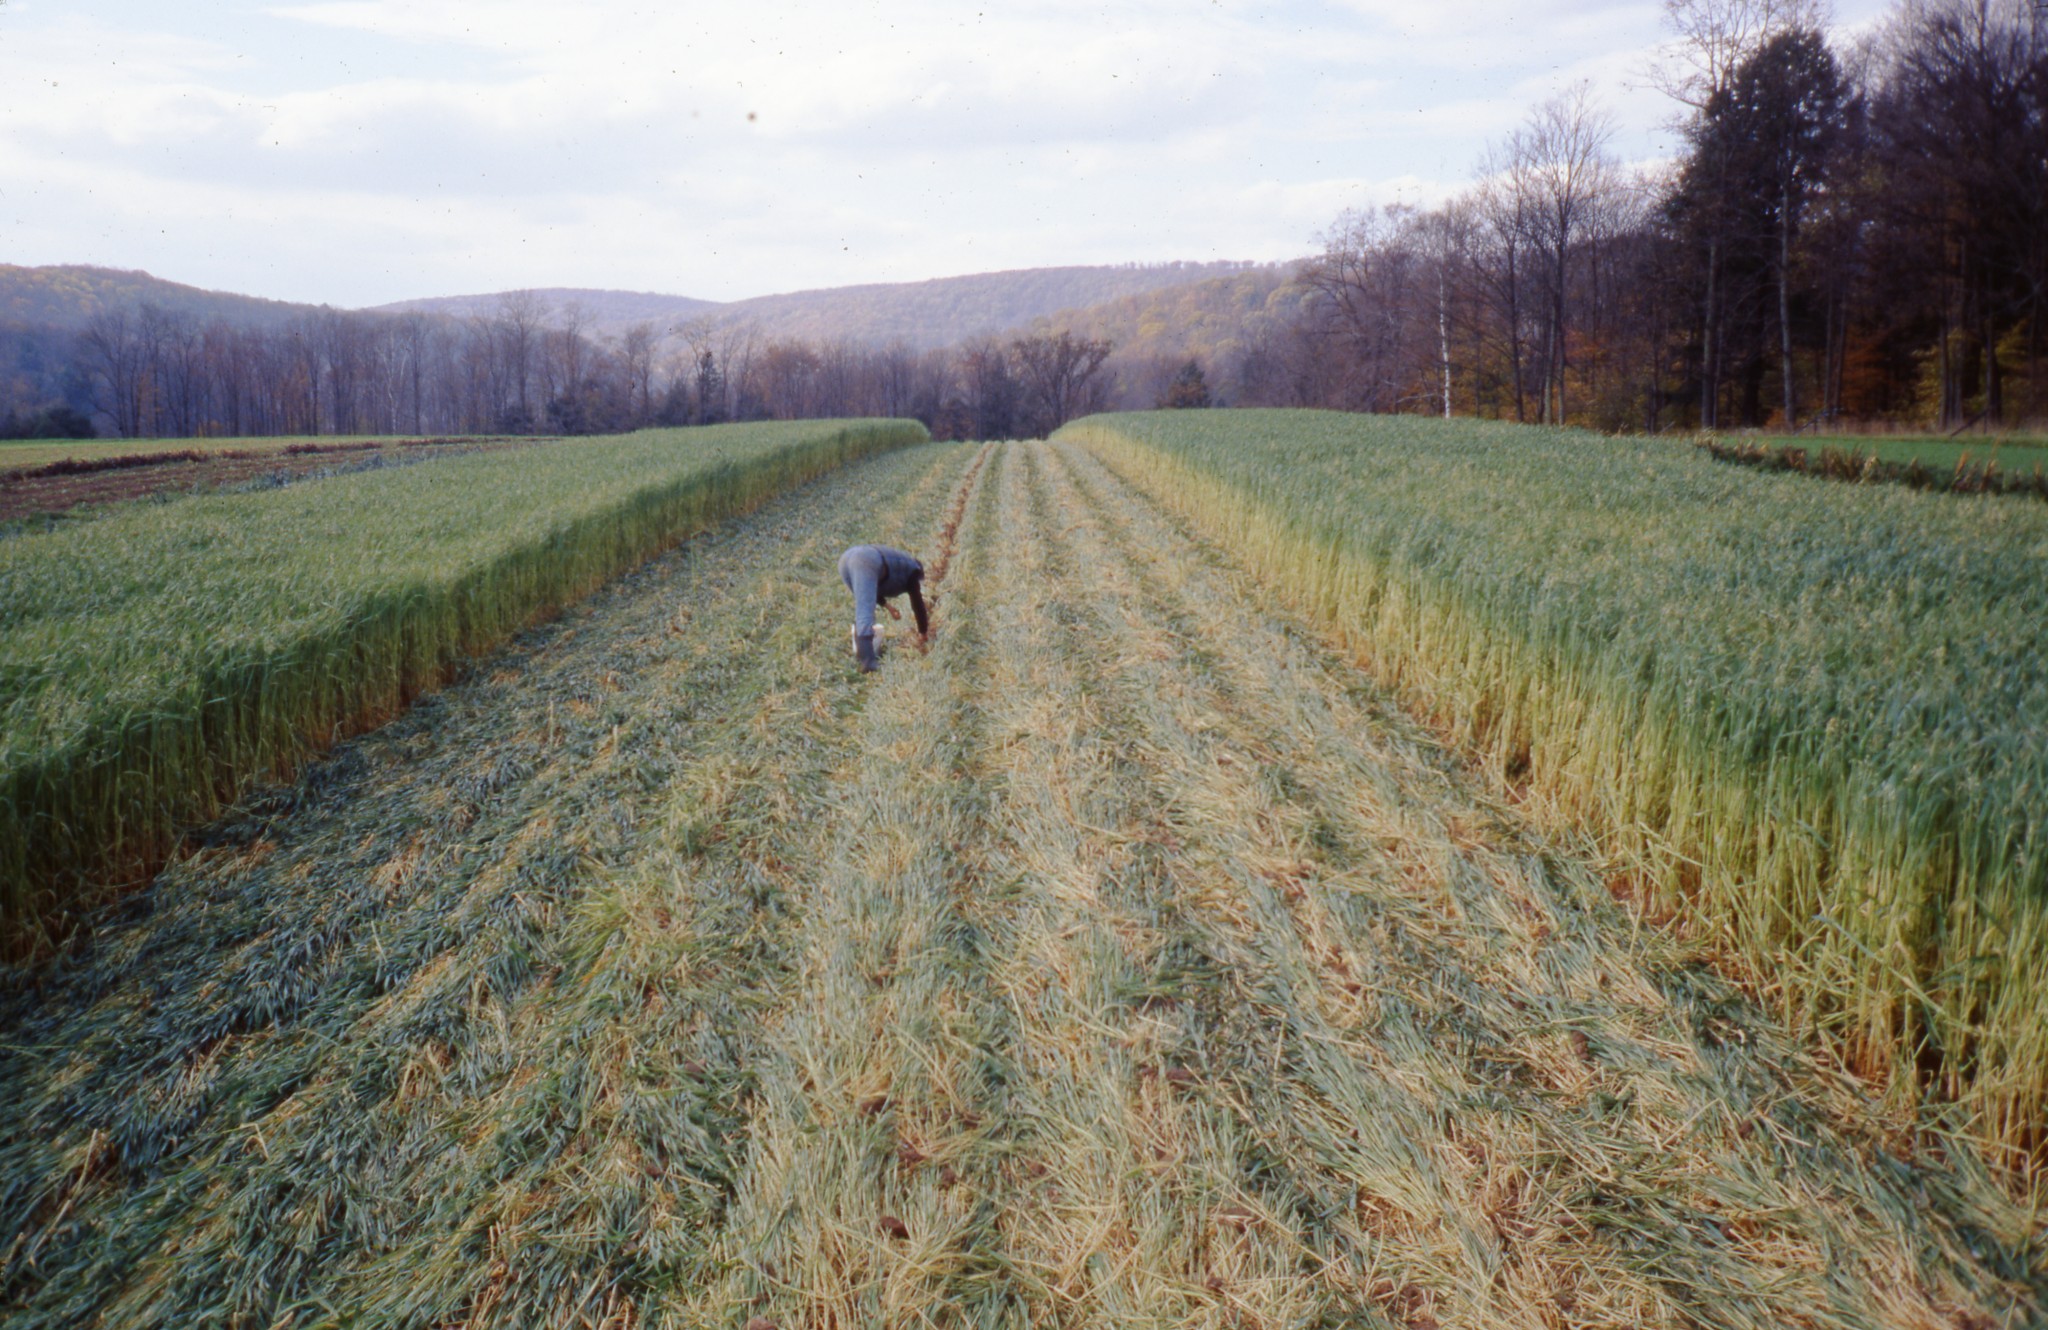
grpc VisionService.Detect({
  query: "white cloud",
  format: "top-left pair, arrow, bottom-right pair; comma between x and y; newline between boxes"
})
0,0 -> 1905,309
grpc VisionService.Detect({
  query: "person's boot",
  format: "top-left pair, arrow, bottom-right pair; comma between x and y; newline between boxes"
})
853,628 -> 879,673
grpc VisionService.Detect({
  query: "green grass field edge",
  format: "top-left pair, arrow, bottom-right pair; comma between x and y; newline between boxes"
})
1732,433 -> 2048,467
1695,433 -> 2048,499
0,419 -> 928,958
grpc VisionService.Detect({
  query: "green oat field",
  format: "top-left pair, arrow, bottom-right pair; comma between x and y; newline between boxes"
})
3,429 -> 2044,1327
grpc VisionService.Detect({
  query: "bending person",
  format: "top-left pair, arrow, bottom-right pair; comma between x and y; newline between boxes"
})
838,544 -> 929,672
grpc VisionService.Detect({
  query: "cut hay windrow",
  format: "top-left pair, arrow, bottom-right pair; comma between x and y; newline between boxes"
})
1057,409 -> 2048,1172
0,419 -> 927,954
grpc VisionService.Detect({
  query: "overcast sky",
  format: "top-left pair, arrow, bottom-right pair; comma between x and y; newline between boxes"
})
0,0 -> 1893,309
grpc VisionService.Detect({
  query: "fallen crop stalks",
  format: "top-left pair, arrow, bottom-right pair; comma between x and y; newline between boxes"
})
0,441 -> 974,1327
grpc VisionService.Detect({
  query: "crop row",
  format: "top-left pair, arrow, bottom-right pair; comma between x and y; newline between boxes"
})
1059,409 -> 2048,1167
0,419 -> 927,954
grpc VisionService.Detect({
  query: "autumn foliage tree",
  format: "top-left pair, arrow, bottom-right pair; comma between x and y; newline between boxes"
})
1159,359 -> 1212,409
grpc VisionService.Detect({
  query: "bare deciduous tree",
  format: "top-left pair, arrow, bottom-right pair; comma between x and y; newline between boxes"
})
1513,85 -> 1619,424
1653,0 -> 1836,107
1011,330 -> 1112,436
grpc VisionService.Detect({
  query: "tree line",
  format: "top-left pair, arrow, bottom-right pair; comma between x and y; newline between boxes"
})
59,288 -> 1119,442
1215,0 -> 2046,432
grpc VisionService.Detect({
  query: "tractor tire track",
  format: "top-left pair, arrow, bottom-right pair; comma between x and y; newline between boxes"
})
922,439 -> 997,598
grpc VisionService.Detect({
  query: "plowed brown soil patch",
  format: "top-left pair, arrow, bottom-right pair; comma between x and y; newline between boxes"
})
0,437 -> 534,521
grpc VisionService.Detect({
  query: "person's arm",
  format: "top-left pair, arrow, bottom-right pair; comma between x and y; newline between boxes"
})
908,580 -> 930,639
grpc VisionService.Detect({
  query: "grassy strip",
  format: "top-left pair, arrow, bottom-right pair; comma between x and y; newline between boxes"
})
1729,433 -> 2048,472
996,444 -> 1349,1321
1059,409 -> 2048,1175
1696,436 -> 2048,500
0,443 -> 968,1326
0,419 -> 926,954
671,439 -> 1011,1327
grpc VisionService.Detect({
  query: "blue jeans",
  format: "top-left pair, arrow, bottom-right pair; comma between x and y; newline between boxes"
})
839,545 -> 886,640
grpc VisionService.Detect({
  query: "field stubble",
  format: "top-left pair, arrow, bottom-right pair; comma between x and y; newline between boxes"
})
0,436 -> 534,526
1,440 -> 2040,1327
0,434 -> 423,472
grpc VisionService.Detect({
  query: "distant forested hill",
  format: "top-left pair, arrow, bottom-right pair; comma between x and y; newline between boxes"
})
0,265 -> 310,330
1027,263 -> 1308,362
0,258 -> 1292,428
372,262 -> 1266,350
716,262 -> 1266,350
1,267 -> 321,422
995,262 -> 1312,408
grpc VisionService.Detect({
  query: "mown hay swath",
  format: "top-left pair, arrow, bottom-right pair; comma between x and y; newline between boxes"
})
1058,409 -> 2048,1173
0,419 -> 926,954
